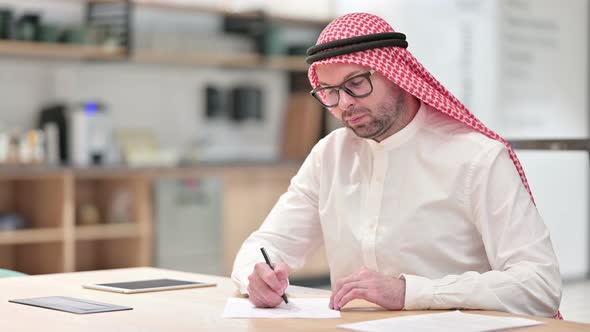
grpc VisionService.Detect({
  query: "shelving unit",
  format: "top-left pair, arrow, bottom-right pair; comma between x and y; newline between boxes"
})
132,50 -> 261,69
266,55 -> 310,72
0,171 -> 70,274
0,168 -> 151,274
0,165 -> 329,279
132,0 -> 330,27
132,51 -> 309,71
0,1 -> 329,278
0,228 -> 63,245
75,223 -> 140,240
0,1 -> 323,71
0,40 -> 126,60
0,38 -> 311,71
114,0 -> 325,70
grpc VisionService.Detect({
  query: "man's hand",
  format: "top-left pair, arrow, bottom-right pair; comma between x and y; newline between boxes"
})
247,261 -> 289,308
330,267 -> 406,310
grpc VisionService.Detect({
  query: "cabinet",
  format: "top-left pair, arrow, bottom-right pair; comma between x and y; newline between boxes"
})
0,165 -> 330,280
0,171 -> 68,274
149,165 -> 328,279
73,171 -> 152,272
220,166 -> 328,279
0,168 -> 151,274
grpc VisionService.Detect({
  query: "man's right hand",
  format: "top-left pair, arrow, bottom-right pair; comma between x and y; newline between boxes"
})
246,261 -> 289,308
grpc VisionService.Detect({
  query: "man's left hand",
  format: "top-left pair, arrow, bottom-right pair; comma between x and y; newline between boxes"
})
330,267 -> 406,310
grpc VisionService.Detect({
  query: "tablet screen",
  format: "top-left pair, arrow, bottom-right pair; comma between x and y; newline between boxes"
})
83,278 -> 216,294
96,279 -> 206,290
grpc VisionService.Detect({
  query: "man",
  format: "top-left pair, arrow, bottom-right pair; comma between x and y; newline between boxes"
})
231,13 -> 562,318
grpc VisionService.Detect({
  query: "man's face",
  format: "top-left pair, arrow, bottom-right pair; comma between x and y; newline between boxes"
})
315,63 -> 407,142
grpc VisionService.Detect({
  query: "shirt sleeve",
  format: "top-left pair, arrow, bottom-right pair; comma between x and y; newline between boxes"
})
231,141 -> 325,294
401,142 -> 562,317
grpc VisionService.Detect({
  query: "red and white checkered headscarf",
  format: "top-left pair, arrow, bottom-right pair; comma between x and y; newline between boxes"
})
308,12 -> 535,203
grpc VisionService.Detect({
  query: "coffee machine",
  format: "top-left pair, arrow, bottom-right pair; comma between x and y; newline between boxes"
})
38,101 -> 115,166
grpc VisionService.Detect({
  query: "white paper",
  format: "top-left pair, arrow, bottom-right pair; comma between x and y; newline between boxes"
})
222,298 -> 341,319
338,310 -> 543,332
286,285 -> 332,297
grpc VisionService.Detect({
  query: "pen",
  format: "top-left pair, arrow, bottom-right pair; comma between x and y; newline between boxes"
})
260,247 -> 289,304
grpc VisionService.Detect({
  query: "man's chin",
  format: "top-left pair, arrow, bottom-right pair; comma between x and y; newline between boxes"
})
348,126 -> 378,139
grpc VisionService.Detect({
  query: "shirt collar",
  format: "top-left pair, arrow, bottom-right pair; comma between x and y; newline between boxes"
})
364,100 -> 427,151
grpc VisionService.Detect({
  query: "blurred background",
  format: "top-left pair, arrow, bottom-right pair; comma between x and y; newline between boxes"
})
0,0 -> 587,322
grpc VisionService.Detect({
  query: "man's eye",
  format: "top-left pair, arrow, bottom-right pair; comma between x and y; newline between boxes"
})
347,78 -> 364,87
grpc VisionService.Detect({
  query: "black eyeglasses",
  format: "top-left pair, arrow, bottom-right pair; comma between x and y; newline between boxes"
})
310,70 -> 375,108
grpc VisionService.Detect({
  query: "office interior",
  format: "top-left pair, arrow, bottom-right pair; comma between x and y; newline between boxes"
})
0,0 -> 588,324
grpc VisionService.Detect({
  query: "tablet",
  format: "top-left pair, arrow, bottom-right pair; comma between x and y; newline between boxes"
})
9,296 -> 132,314
82,278 -> 216,294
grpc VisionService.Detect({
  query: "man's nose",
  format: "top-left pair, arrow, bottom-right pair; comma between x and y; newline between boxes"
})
338,89 -> 356,110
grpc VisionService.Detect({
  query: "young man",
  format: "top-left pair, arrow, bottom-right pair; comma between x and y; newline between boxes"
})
231,13 -> 562,317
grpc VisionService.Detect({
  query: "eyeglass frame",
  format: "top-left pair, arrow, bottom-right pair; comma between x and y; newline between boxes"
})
310,70 -> 376,108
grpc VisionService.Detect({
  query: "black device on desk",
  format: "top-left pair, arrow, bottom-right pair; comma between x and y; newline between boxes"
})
9,296 -> 132,314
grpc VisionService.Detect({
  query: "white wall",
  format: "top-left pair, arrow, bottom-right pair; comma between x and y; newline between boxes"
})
0,59 -> 56,128
0,59 -> 289,162
336,0 -> 499,126
336,0 -> 589,138
53,62 -> 288,162
496,0 -> 589,139
336,0 -> 589,279
517,151 -> 589,280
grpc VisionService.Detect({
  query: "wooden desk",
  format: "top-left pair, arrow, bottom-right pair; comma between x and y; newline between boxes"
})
1,267 -> 588,331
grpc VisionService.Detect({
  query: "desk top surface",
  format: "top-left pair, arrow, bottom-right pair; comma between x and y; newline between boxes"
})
1,267 -> 588,332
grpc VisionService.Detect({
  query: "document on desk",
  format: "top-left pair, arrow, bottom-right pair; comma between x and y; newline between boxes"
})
222,298 -> 341,319
338,310 -> 543,332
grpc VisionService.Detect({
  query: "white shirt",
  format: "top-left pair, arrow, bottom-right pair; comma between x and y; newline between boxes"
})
231,102 -> 562,317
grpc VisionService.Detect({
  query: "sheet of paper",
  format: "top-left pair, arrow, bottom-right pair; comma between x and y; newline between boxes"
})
222,298 -> 341,319
338,310 -> 543,332
286,285 -> 332,297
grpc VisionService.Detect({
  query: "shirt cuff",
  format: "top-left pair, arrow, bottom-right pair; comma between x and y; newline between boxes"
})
231,271 -> 250,295
399,274 -> 435,310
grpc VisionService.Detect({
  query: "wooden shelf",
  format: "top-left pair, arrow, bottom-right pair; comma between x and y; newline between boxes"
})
266,55 -> 309,72
133,0 -> 227,15
0,40 -> 127,61
132,50 -> 261,68
76,223 -> 141,240
0,228 -> 63,245
0,45 -> 309,70
0,165 -> 68,180
133,0 -> 330,27
133,50 -> 308,71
